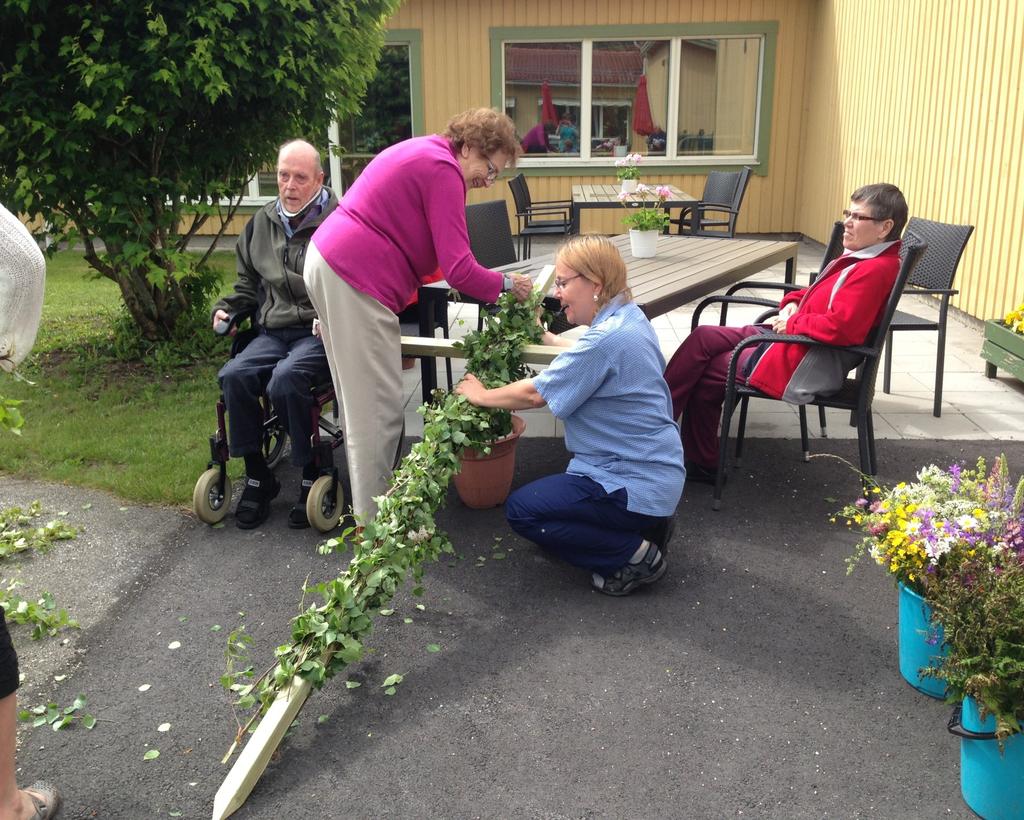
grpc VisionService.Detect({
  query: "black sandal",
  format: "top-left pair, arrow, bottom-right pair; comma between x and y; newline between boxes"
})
235,474 -> 281,529
287,478 -> 315,529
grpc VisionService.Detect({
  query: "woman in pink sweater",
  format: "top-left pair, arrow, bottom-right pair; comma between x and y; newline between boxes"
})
304,108 -> 533,521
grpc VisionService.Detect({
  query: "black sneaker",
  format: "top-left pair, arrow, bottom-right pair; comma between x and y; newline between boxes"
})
592,543 -> 667,597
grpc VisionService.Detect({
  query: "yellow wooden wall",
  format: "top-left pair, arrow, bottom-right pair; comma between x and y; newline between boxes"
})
796,0 -> 1024,320
387,0 -> 818,237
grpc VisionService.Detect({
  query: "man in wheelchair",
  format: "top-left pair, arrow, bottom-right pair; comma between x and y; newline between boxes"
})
211,139 -> 338,529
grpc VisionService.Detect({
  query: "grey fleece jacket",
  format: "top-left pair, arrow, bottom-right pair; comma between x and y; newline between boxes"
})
213,189 -> 338,329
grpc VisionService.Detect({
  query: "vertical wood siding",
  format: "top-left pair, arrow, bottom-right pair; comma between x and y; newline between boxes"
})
388,0 -> 817,237
388,0 -> 1021,319
797,0 -> 1024,320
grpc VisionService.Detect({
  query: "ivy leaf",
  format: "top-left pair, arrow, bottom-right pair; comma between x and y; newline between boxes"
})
143,749 -> 160,760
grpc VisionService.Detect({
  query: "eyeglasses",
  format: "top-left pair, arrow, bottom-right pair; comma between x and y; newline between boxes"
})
554,274 -> 583,290
485,157 -> 499,182
842,209 -> 885,223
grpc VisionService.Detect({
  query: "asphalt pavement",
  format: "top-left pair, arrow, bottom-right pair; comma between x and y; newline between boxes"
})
5,437 -> 1022,819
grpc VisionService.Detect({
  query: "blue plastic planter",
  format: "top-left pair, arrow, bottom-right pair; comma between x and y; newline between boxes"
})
897,581 -> 946,698
949,697 -> 1024,819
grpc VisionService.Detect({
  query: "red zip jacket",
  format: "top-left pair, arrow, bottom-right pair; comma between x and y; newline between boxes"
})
746,240 -> 901,403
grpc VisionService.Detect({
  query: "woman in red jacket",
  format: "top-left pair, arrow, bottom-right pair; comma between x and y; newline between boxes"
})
664,183 -> 908,483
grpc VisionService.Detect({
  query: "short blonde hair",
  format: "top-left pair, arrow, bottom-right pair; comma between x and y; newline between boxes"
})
555,236 -> 632,310
444,108 -> 521,165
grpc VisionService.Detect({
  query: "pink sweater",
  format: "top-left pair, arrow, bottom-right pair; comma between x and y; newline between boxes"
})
311,135 -> 504,314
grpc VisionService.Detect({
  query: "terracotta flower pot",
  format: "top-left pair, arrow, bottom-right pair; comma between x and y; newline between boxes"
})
452,414 -> 526,509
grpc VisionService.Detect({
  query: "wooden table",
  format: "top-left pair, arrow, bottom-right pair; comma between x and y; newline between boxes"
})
412,233 -> 799,400
571,183 -> 697,234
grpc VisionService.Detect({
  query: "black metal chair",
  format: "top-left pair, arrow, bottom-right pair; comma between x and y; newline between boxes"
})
464,198 -> 576,333
690,222 -> 844,438
668,166 -> 752,237
465,200 -> 518,268
882,217 -> 975,417
708,221 -> 846,325
507,173 -> 572,259
705,241 -> 926,509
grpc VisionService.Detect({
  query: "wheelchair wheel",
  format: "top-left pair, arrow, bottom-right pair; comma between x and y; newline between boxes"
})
193,467 -> 231,525
306,475 -> 343,533
262,424 -> 287,470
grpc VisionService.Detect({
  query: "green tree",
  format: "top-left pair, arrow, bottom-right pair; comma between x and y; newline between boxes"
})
0,0 -> 400,340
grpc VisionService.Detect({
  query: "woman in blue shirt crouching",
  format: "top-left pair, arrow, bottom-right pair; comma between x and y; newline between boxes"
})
456,235 -> 685,595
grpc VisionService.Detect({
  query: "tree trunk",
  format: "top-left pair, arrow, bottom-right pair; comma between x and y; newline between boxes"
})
85,250 -> 191,341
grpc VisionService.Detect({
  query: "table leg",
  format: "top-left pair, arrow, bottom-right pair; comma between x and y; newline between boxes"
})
418,287 -> 438,404
570,204 -> 580,235
784,256 -> 795,285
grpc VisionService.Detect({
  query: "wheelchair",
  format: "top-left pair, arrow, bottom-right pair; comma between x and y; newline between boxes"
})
192,308 -> 401,533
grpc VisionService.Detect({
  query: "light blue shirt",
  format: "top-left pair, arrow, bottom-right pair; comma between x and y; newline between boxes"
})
533,295 -> 685,516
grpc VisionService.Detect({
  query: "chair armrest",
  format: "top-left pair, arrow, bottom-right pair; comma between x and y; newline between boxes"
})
903,285 -> 959,297
724,332 -> 868,385
725,281 -> 802,297
534,197 -> 574,208
521,203 -> 572,214
691,294 -> 779,330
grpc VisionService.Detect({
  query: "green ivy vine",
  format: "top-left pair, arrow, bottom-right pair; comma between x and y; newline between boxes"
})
224,290 -> 550,741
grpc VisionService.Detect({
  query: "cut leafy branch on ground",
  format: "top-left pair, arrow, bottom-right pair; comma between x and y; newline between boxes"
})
214,289 -> 550,817
0,501 -> 79,639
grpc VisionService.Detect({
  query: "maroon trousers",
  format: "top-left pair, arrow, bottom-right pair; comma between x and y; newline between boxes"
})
664,324 -> 761,467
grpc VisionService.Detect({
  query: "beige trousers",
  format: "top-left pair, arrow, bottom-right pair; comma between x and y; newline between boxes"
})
303,244 -> 404,521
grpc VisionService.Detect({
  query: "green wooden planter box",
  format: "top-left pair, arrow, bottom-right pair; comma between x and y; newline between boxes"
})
981,319 -> 1024,382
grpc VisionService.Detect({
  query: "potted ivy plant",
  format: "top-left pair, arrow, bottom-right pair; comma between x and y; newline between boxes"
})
619,184 -> 673,258
448,277 -> 556,507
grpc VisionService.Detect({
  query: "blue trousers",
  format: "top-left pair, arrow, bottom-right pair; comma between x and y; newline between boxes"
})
505,473 -> 662,573
218,327 -> 331,466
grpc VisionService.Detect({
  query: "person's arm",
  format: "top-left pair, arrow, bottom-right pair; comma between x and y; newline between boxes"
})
212,219 -> 261,329
423,166 -> 532,303
455,373 -> 546,410
540,329 -> 575,348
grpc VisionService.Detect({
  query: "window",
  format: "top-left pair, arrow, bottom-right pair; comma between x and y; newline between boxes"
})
498,26 -> 772,168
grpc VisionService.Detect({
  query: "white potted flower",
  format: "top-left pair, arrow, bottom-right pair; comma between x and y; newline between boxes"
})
614,152 -> 643,193
619,184 -> 672,257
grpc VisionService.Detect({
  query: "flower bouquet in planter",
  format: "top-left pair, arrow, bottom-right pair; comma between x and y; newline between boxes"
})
619,184 -> 673,258
614,152 -> 643,192
837,457 -> 1024,695
925,508 -> 1023,819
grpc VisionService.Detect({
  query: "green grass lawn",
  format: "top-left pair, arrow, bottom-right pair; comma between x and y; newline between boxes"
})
0,250 -> 241,505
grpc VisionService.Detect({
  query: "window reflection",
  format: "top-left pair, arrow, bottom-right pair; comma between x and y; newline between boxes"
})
677,38 -> 760,156
504,42 -> 582,156
592,41 -> 669,158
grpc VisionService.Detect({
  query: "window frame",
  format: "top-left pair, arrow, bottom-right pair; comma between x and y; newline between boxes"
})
490,22 -> 777,177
